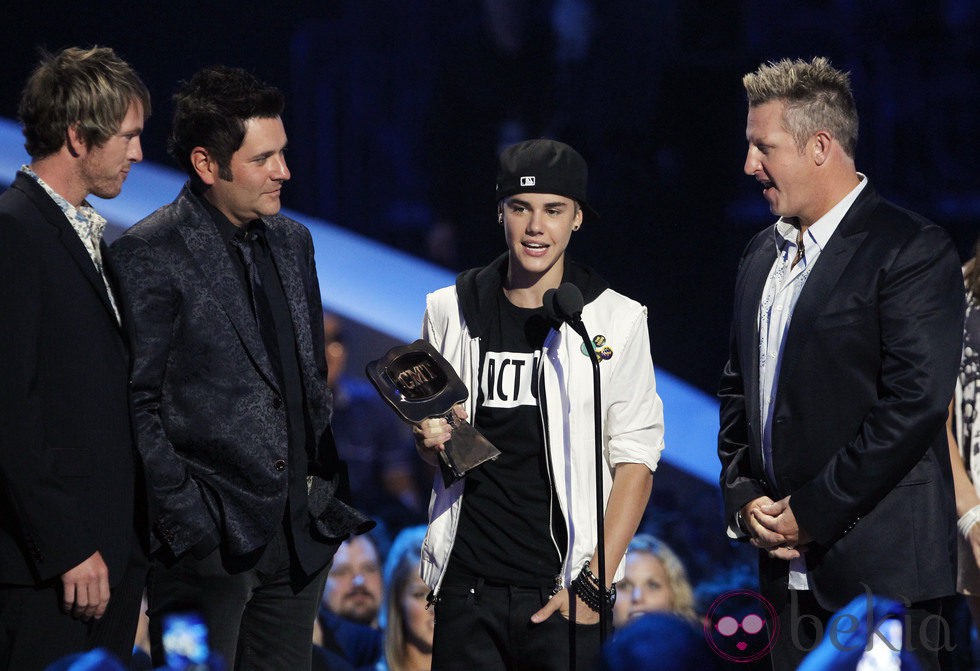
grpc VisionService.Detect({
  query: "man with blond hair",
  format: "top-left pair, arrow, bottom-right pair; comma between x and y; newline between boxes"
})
719,57 -> 963,669
0,46 -> 150,668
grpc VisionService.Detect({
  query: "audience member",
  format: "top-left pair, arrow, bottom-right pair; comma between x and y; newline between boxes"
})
612,534 -> 698,629
324,313 -> 427,529
312,534 -> 385,670
600,613 -> 719,671
323,534 -> 385,628
377,526 -> 432,671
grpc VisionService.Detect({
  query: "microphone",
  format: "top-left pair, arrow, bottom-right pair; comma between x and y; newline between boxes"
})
553,282 -> 585,324
544,283 -> 589,344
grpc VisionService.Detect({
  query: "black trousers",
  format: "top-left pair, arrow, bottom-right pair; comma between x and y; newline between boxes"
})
147,523 -> 328,671
0,542 -> 146,671
771,589 -> 946,671
432,569 -> 601,671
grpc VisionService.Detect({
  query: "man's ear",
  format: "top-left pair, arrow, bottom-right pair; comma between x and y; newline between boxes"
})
65,124 -> 86,158
812,131 -> 832,166
191,147 -> 218,186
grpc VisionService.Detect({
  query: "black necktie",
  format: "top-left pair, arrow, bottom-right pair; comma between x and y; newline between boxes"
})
233,230 -> 278,362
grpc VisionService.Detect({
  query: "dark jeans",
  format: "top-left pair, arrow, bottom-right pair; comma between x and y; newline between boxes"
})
771,588 -> 945,671
432,569 -> 601,671
148,523 -> 328,671
0,543 -> 146,671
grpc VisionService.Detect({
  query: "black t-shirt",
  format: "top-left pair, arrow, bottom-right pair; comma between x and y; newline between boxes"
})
447,291 -> 566,586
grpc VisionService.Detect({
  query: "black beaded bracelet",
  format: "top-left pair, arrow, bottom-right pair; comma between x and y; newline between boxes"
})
571,565 -> 616,614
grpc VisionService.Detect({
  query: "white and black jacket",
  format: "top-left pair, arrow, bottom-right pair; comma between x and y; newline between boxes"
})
419,254 -> 665,595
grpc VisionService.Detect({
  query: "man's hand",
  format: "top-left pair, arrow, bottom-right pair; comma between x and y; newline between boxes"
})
752,496 -> 812,558
412,404 -> 467,455
530,587 -> 600,625
740,496 -> 781,547
61,551 -> 110,620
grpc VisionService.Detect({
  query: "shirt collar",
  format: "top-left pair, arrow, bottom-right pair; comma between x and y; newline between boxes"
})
20,164 -> 107,241
772,173 -> 868,255
193,183 -> 264,245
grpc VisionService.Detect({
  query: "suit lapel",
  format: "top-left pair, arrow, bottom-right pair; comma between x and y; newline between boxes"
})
739,237 -> 778,447
15,175 -> 119,325
776,186 -> 878,390
174,188 -> 280,392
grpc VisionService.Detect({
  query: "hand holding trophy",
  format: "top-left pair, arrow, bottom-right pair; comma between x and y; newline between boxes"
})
366,340 -> 500,484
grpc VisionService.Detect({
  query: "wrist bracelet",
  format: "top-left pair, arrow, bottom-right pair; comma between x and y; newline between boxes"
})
571,564 -> 616,615
958,504 -> 980,539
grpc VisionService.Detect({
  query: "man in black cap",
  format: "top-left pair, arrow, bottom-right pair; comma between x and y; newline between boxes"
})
414,139 -> 666,669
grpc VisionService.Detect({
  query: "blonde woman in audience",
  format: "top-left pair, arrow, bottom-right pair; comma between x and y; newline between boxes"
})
378,526 -> 432,671
613,534 -> 698,629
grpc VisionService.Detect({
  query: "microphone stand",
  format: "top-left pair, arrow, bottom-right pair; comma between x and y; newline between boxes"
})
545,284 -> 609,650
566,314 -> 609,647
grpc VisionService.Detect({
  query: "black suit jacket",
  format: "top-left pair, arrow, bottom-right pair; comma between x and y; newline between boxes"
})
110,184 -> 370,565
719,183 -> 964,611
0,172 -> 138,586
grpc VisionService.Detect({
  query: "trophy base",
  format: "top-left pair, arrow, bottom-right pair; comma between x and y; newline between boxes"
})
438,416 -> 501,485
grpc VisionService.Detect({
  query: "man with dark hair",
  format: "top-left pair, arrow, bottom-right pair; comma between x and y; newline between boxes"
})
110,65 -> 372,669
719,57 -> 963,670
0,46 -> 149,669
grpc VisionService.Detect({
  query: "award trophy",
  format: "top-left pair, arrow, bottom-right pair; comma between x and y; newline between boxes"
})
366,340 -> 500,484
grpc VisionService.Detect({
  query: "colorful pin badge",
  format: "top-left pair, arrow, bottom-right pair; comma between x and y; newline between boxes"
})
581,335 -> 613,362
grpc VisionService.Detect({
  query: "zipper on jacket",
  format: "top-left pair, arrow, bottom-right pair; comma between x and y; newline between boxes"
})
427,334 -> 480,604
539,335 -> 568,589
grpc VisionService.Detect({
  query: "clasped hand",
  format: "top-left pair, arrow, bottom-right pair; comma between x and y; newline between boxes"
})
742,496 -> 812,560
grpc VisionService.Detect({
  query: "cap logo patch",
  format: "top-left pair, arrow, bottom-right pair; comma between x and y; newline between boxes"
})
520,176 -> 536,186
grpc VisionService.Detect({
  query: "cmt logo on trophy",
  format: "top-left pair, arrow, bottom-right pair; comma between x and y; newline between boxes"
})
391,354 -> 446,400
366,340 -> 500,484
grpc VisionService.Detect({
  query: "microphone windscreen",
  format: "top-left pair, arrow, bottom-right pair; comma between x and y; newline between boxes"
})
542,287 -> 560,323
555,283 -> 585,322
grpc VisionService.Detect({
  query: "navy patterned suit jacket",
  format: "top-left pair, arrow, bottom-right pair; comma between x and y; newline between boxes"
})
719,183 -> 965,611
111,184 -> 370,562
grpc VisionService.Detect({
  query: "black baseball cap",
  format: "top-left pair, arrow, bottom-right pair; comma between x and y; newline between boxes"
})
495,139 -> 599,223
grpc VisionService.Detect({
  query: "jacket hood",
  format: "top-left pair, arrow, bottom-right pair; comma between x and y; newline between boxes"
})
455,252 -> 610,338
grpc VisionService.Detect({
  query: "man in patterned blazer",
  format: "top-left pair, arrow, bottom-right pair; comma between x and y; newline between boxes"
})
111,66 -> 371,670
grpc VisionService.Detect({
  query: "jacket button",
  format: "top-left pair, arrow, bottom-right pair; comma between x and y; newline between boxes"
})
272,396 -> 283,409
274,459 -> 286,472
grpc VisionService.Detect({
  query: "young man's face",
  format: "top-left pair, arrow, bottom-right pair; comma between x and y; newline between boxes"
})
203,116 -> 290,227
78,100 -> 144,200
743,100 -> 820,228
501,192 -> 582,287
